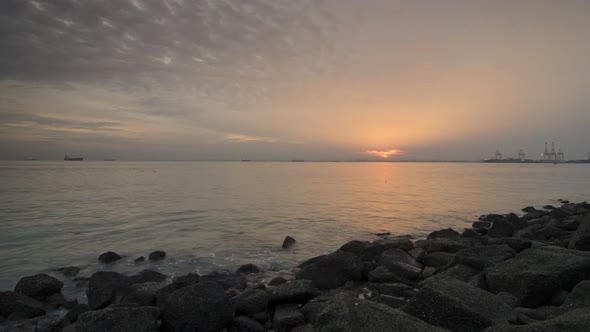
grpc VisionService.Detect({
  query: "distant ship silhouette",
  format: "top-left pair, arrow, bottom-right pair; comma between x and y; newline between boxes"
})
64,155 -> 83,161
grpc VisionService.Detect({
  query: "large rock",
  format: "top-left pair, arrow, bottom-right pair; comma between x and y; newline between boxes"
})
271,280 -> 320,305
128,269 -> 168,284
231,316 -> 265,332
161,282 -> 233,331
232,288 -> 270,315
98,251 -> 121,263
14,274 -> 63,301
235,263 -> 262,275
0,291 -> 45,318
273,304 -> 305,332
482,307 -> 590,332
366,282 -> 417,298
569,215 -> 590,250
455,244 -> 516,270
295,250 -> 362,289
119,282 -> 167,306
427,228 -> 460,240
487,238 -> 532,253
487,219 -> 515,238
303,292 -> 446,332
414,238 -> 479,253
404,278 -> 515,331
486,247 -> 590,307
372,238 -> 414,253
87,272 -> 132,309
200,272 -> 247,290
424,252 -> 455,270
561,280 -> 590,310
420,264 -> 486,290
376,249 -> 422,282
72,306 -> 159,332
148,250 -> 166,261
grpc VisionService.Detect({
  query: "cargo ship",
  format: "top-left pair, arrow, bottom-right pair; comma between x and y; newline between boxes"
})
64,155 -> 83,161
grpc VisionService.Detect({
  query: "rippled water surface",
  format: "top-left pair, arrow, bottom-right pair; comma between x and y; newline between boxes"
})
1,161 -> 589,293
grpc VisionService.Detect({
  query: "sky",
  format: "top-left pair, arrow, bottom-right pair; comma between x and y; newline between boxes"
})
1,0 -> 589,161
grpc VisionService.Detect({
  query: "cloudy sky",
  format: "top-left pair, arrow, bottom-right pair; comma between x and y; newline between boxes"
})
1,0 -> 589,161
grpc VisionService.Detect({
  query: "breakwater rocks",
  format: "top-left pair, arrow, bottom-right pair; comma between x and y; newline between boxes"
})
3,202 -> 590,331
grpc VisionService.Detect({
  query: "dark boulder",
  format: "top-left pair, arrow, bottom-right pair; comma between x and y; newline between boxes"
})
367,282 -> 417,298
522,206 -> 536,213
461,228 -> 483,239
268,276 -> 287,286
424,252 -> 455,270
481,214 -> 505,222
282,236 -> 296,249
487,219 -> 515,238
339,240 -> 373,258
455,244 -> 516,270
72,306 -> 159,332
98,251 -> 121,263
155,282 -> 194,307
231,316 -> 265,332
367,266 -> 400,283
87,272 -> 132,309
372,238 -> 414,253
57,266 -> 80,277
408,247 -> 427,263
134,256 -> 145,263
200,272 -> 247,290
0,291 -> 45,319
148,250 -> 166,261
427,228 -> 460,240
569,215 -> 590,250
404,278 -> 515,331
543,205 -> 556,210
118,282 -> 167,306
235,263 -> 262,275
561,280 -> 590,310
270,280 -> 320,305
369,294 -> 407,308
273,304 -> 305,332
414,238 -> 479,253
420,264 -> 486,290
45,292 -> 66,308
303,292 -> 447,332
13,274 -> 63,302
482,307 -> 590,332
487,237 -> 532,252
232,288 -> 270,315
496,292 -> 519,308
295,250 -> 363,289
472,221 -> 491,229
161,281 -> 233,332
486,247 -> 590,307
376,249 -> 422,282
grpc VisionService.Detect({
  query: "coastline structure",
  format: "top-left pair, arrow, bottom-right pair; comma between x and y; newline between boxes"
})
2,201 -> 590,331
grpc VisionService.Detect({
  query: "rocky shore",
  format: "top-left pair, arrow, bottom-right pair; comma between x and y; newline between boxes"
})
2,200 -> 590,331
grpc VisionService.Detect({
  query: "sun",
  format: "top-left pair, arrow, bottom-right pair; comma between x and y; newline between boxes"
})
360,149 -> 403,159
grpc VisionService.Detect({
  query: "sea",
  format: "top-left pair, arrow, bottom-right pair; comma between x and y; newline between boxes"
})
1,161 -> 589,300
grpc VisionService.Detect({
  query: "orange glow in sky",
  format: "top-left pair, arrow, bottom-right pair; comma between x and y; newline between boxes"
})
361,149 -> 403,159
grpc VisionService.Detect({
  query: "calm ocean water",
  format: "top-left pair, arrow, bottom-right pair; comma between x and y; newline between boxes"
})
1,161 -> 589,297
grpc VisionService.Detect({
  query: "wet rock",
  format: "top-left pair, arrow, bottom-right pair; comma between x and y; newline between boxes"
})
522,206 -> 536,213
487,237 -> 532,252
569,215 -> 590,251
200,272 -> 247,290
118,282 -> 166,306
339,240 -> 373,258
303,292 -> 446,332
282,236 -> 296,249
134,256 -> 145,263
161,281 -> 233,332
472,221 -> 491,229
155,283 -> 189,307
64,299 -> 79,309
543,205 -> 556,210
232,288 -> 270,315
482,307 -> 590,332
561,280 -> 590,310
367,266 -> 399,283
65,303 -> 90,323
461,228 -> 483,239
14,274 -> 63,302
376,231 -> 391,236
268,276 -> 287,286
376,249 -> 422,282
408,247 -> 427,263
98,251 -> 121,263
270,280 -> 320,305
486,247 -> 590,307
481,214 -> 505,222
496,292 -> 520,308
549,289 -> 569,306
148,250 -> 166,261
424,252 -> 455,270
427,228 -> 460,240
295,250 -> 363,289
290,324 -> 315,332
231,316 -> 265,332
272,304 -> 304,332
87,271 -> 132,309
72,306 -> 159,332
420,264 -> 486,290
7,312 -> 29,321
57,266 -> 80,277
487,219 -> 515,238
128,269 -> 168,284
405,278 -> 515,331
235,263 -> 262,275
455,244 -> 516,270
372,238 -> 414,253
